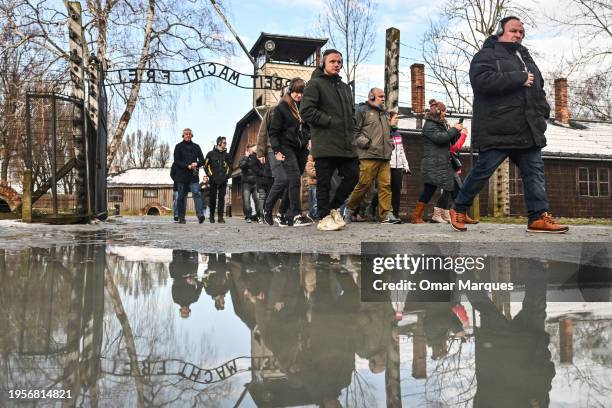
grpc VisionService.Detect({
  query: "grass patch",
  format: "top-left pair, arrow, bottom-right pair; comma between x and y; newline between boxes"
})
480,216 -> 612,226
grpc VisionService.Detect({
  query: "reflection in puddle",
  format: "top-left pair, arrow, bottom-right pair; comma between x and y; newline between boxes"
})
0,240 -> 611,407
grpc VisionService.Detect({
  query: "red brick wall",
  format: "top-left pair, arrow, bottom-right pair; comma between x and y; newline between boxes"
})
511,159 -> 611,218
401,129 -> 611,219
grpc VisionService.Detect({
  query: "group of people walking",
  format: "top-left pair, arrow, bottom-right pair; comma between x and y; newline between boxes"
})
171,16 -> 569,234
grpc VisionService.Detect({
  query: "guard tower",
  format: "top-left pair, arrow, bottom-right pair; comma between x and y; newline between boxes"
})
249,33 -> 328,108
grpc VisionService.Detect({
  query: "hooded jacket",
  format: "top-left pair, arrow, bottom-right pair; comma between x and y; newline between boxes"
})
421,118 -> 460,191
204,145 -> 232,184
353,101 -> 394,160
470,36 -> 550,151
299,67 -> 357,159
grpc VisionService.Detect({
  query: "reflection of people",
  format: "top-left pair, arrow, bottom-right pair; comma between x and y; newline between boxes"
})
290,262 -> 360,407
450,16 -> 568,234
355,302 -> 395,373
469,262 -> 555,407
423,302 -> 465,360
204,253 -> 230,310
169,250 -> 202,318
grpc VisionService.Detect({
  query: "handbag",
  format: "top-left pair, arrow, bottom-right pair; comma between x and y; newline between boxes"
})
450,152 -> 462,171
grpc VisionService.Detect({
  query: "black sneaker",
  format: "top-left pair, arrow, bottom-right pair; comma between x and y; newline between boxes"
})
293,215 -> 313,227
209,216 -> 215,224
178,218 -> 186,224
173,216 -> 179,222
198,215 -> 205,224
218,217 -> 226,224
263,212 -> 274,226
277,216 -> 290,227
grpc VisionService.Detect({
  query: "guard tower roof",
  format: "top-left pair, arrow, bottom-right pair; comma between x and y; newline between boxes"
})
249,32 -> 328,64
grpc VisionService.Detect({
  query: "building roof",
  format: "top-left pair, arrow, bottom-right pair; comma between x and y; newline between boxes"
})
229,107 -> 266,162
397,114 -> 612,160
249,32 -> 328,63
107,167 -> 207,187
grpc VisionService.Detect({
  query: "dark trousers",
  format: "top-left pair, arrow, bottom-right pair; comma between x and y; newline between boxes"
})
453,148 -> 549,224
390,168 -> 404,217
242,181 -> 260,219
419,181 -> 459,210
210,181 -> 227,218
315,157 -> 359,219
265,149 -> 302,218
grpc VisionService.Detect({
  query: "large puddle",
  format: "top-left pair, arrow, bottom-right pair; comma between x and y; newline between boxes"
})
1,238 -> 611,407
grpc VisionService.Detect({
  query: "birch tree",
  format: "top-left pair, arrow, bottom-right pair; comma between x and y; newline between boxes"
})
7,0 -> 234,170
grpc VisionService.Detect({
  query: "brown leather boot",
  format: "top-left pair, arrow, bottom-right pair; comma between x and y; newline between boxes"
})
411,202 -> 427,224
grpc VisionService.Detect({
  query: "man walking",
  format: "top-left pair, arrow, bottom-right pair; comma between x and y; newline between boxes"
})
300,49 -> 359,231
173,128 -> 205,224
204,136 -> 232,223
239,144 -> 262,223
344,88 -> 400,224
450,16 -> 568,233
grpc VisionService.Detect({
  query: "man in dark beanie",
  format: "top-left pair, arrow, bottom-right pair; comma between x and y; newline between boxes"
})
173,128 -> 205,224
450,17 -> 568,234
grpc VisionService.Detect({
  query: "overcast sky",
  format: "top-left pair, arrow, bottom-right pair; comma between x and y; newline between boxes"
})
126,0 -> 601,153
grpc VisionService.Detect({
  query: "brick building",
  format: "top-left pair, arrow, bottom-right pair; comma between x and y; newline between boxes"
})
397,67 -> 612,220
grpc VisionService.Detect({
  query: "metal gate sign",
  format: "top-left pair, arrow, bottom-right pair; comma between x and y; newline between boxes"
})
106,62 -> 290,89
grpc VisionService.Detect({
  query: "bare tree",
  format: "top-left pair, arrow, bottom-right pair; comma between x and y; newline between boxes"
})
155,141 -> 170,168
8,0 -> 234,171
113,129 -> 159,170
420,0 -> 532,112
319,0 -> 377,84
547,0 -> 612,120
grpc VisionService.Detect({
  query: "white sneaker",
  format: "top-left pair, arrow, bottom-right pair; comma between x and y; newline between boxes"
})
330,209 -> 346,228
317,214 -> 342,231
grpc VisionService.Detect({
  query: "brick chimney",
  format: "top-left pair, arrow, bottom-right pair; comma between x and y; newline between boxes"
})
410,63 -> 425,128
554,78 -> 570,125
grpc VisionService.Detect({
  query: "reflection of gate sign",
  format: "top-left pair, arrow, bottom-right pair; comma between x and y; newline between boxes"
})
105,62 -> 291,89
101,355 -> 279,385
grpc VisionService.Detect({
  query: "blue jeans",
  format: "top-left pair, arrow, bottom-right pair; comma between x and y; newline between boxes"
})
453,148 -> 549,224
308,186 -> 317,219
173,190 -> 178,216
176,182 -> 203,219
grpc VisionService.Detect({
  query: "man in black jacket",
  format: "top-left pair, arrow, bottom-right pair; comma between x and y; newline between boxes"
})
173,128 -> 205,224
450,17 -> 568,234
204,136 -> 232,223
239,144 -> 262,223
300,49 -> 359,231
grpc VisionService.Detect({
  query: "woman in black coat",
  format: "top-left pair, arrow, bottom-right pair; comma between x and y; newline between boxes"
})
411,100 -> 463,223
263,78 -> 312,227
